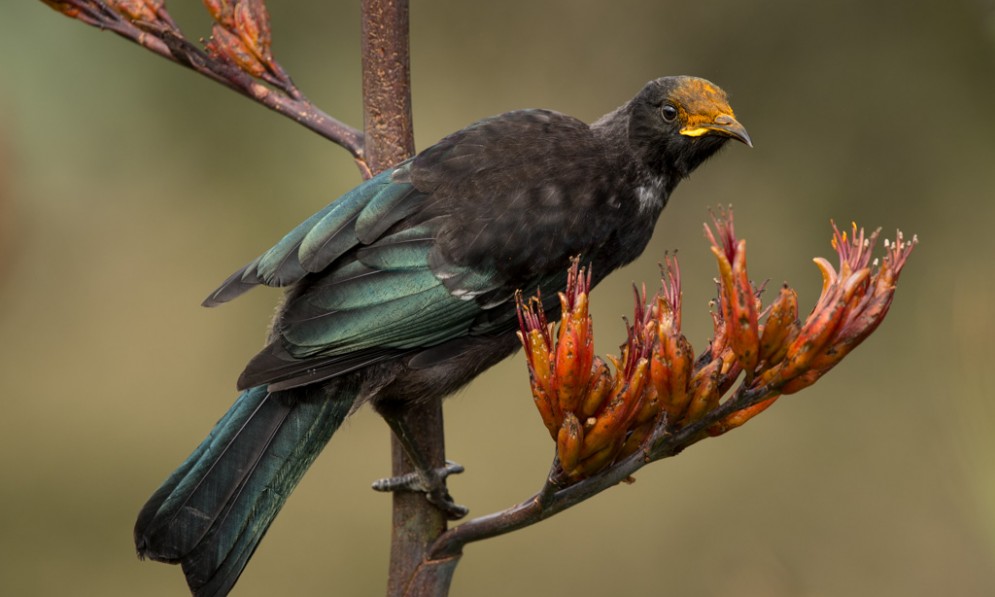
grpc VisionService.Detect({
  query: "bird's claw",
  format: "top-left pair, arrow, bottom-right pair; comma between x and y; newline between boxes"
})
427,488 -> 469,520
371,460 -> 468,520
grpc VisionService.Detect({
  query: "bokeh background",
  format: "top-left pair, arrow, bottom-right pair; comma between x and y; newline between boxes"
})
2,1 -> 994,595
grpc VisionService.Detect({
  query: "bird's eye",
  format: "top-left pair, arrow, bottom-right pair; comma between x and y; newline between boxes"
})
661,104 -> 678,122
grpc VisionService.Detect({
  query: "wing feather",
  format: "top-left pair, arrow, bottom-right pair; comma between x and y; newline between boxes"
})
221,110 -> 618,390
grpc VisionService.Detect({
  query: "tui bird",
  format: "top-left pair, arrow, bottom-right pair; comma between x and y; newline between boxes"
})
134,75 -> 750,596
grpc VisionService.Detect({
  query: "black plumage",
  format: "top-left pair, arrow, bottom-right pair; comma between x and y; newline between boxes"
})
135,75 -> 750,596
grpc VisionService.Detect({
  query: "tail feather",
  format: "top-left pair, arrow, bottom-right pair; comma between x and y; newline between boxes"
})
135,385 -> 357,597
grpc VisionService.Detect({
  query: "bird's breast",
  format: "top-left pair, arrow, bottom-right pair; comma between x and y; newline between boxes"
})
634,175 -> 666,216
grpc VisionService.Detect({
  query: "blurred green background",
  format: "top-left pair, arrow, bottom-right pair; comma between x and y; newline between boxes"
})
2,1 -> 994,595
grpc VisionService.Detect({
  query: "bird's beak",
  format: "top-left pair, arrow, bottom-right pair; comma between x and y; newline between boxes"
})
680,114 -> 753,147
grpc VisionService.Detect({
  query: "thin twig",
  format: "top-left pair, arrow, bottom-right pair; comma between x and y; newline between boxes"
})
42,0 -> 367,170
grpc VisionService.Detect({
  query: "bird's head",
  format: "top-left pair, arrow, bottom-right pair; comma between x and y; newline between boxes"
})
626,76 -> 751,181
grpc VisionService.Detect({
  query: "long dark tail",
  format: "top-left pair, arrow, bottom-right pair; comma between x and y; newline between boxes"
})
134,384 -> 357,596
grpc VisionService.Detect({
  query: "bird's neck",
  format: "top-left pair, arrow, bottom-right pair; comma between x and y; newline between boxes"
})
592,104 -> 680,197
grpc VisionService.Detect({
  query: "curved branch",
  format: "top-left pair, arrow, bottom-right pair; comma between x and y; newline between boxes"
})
41,0 -> 367,171
424,383 -> 771,564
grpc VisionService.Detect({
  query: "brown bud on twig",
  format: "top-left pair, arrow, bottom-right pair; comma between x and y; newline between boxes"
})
110,0 -> 162,23
206,22 -> 267,77
234,0 -> 272,63
41,0 -> 82,18
203,0 -> 235,28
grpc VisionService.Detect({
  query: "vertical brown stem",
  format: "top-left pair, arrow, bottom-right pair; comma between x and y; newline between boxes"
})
386,400 -> 453,597
361,0 -> 415,173
359,1 -> 452,595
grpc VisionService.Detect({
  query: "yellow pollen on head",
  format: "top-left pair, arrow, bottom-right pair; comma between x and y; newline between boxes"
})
671,77 -> 735,133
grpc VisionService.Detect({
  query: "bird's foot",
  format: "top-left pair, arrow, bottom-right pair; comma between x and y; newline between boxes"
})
372,460 -> 468,520
371,460 -> 464,492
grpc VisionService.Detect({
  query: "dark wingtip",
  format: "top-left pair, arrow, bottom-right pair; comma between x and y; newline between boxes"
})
202,284 -> 251,308
202,264 -> 261,307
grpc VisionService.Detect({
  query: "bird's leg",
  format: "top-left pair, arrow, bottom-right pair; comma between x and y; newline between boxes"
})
372,405 -> 469,520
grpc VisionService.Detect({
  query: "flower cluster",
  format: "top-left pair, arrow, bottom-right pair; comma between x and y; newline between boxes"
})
204,0 -> 288,86
517,210 -> 916,481
517,263 -> 654,480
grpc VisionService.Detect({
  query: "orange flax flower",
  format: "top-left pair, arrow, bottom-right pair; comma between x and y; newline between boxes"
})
518,214 -> 916,479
